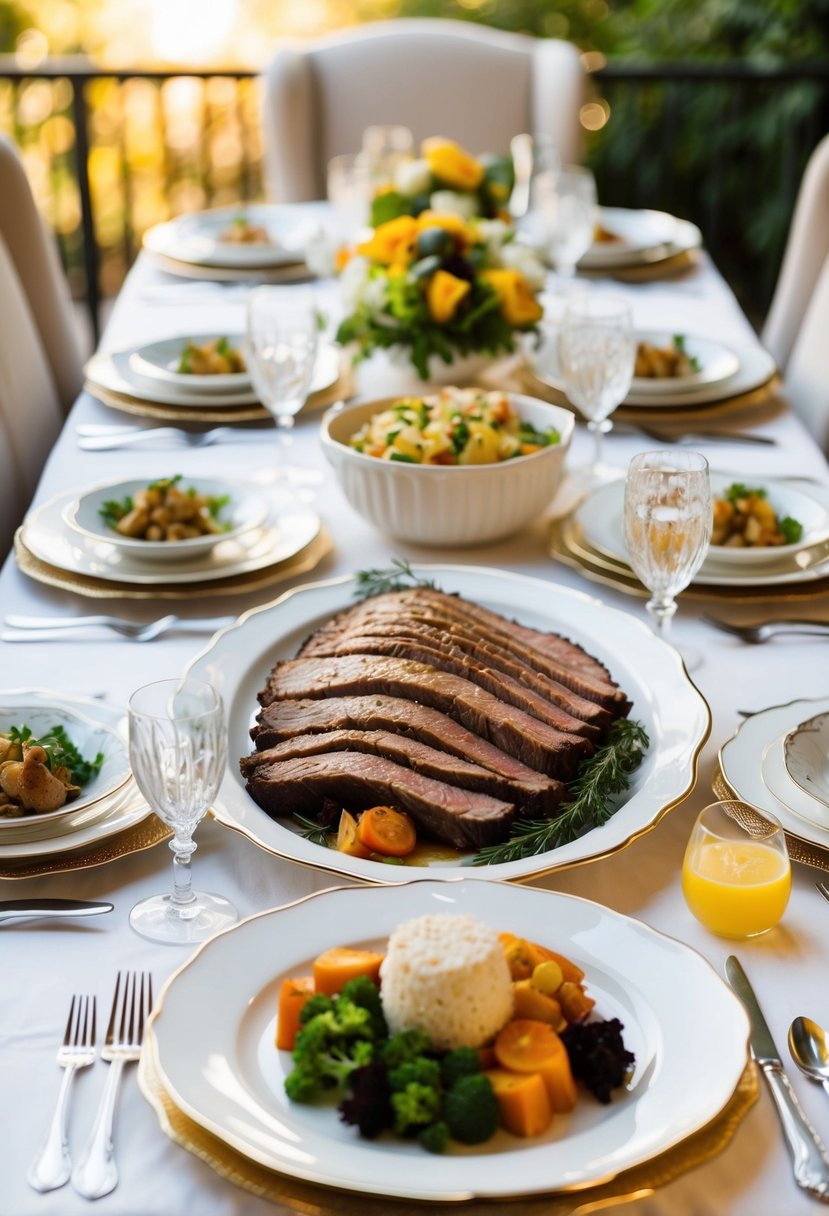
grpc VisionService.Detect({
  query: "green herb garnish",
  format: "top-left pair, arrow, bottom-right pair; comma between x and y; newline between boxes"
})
6,724 -> 104,785
292,812 -> 332,847
780,516 -> 803,544
353,558 -> 436,600
724,482 -> 766,504
672,334 -> 701,373
472,719 -> 649,865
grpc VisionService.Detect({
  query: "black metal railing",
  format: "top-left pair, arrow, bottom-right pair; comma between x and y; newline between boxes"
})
1,55 -> 828,338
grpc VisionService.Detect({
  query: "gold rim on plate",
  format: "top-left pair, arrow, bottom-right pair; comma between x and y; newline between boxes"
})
579,247 -> 698,283
713,764 -> 829,872
0,812 -> 170,880
137,1021 -> 757,1214
13,526 -> 332,601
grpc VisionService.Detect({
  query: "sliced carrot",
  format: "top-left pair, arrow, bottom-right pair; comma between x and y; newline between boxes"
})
356,806 -> 417,857
336,810 -> 371,858
485,1068 -> 553,1137
498,933 -> 536,980
558,980 -> 596,1024
494,1019 -> 576,1113
313,946 -> 384,996
512,980 -> 566,1031
276,976 -> 314,1051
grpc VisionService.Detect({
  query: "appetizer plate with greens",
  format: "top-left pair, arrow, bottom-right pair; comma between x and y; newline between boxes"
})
143,879 -> 749,1201
129,333 -> 250,393
706,475 -> 829,567
185,564 -> 709,884
580,207 -> 702,269
143,204 -> 316,268
631,331 -> 740,396
64,476 -> 267,564
0,692 -> 131,841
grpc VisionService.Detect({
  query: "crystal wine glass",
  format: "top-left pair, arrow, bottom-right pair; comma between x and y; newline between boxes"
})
246,287 -> 319,448
623,450 -> 712,649
538,165 -> 597,280
557,292 -> 636,482
361,124 -> 414,187
128,678 -> 236,945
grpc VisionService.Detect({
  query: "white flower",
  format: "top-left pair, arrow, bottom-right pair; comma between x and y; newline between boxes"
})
362,273 -> 390,315
429,190 -> 477,220
303,227 -> 337,278
339,256 -> 370,312
475,219 -> 510,246
499,241 -> 547,291
395,158 -> 432,196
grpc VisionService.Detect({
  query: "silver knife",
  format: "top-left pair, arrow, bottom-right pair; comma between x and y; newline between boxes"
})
0,899 -> 113,925
726,956 -> 829,1201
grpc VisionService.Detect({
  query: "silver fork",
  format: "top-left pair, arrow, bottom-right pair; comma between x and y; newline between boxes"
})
28,995 -> 97,1192
703,616 -> 829,643
77,425 -> 269,450
631,423 -> 776,447
72,972 -> 152,1199
3,613 -> 233,641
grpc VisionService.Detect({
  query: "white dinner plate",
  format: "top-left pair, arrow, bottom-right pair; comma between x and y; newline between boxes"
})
577,474 -> 829,587
784,712 -> 829,814
580,207 -> 703,270
0,694 -> 131,842
631,332 -> 740,396
719,696 -> 829,853
128,333 -> 251,393
762,733 -> 829,831
143,205 -> 315,268
21,486 -> 321,588
184,564 -> 709,884
86,345 -> 341,410
63,477 -> 267,564
532,339 -> 776,410
146,879 -> 748,1202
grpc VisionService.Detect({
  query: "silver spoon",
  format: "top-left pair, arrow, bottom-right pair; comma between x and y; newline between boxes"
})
789,1016 -> 829,1097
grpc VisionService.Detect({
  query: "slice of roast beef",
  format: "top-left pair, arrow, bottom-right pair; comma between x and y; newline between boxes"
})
300,617 -> 612,731
298,635 -> 600,741
251,696 -> 559,798
259,655 -> 592,780
241,729 -> 565,815
245,751 -> 516,848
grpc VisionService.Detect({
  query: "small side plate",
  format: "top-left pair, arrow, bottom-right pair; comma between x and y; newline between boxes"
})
129,334 -> 250,394
784,712 -> 829,812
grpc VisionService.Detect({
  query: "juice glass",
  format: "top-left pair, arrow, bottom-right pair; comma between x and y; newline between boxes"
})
682,800 -> 791,938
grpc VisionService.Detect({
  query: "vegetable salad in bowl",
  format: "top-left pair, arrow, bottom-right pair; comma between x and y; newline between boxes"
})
348,388 -> 561,466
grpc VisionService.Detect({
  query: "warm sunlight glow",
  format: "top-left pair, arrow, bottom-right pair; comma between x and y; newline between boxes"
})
150,0 -> 238,64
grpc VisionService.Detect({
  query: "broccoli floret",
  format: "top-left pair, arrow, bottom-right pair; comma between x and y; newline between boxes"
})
381,1029 -> 433,1069
340,976 -> 388,1039
440,1047 -> 481,1089
283,1063 -> 320,1103
419,1121 -> 450,1154
298,993 -> 335,1026
331,997 -> 374,1039
444,1074 -> 499,1145
389,1056 -> 442,1093
285,1000 -> 376,1101
339,1063 -> 394,1138
391,1081 -> 443,1136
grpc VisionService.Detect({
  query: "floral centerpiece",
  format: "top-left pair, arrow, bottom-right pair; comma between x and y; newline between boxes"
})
369,137 -> 515,227
336,210 -> 545,380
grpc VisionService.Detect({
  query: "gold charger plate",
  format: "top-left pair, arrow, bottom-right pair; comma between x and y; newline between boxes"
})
0,812 -> 170,879
580,248 -> 698,283
13,526 -> 332,601
144,249 -> 312,284
712,767 -> 829,873
138,1023 -> 757,1215
84,367 -> 353,425
549,515 -> 829,604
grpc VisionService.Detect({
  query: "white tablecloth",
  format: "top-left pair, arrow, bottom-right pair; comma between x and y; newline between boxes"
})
2,245 -> 829,1216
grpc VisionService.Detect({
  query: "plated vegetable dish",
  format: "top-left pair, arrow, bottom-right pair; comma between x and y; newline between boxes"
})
712,483 -> 803,548
177,337 -> 245,376
635,335 -> 699,379
99,475 -> 230,543
347,388 -> 561,466
0,725 -> 104,817
218,215 -> 270,245
278,912 -> 634,1154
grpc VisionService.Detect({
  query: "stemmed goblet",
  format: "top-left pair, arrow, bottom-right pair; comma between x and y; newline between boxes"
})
128,678 -> 236,945
557,292 -> 636,484
538,164 -> 597,281
246,286 -> 319,452
623,450 -> 712,661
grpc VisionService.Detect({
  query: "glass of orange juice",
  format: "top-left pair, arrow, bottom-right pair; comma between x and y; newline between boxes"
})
682,800 -> 791,938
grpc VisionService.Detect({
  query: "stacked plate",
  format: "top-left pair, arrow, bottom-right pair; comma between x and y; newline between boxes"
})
527,330 -> 779,424
14,475 -> 327,600
580,207 -> 702,274
143,204 -> 317,282
0,690 -> 155,872
551,472 -> 829,603
719,697 -> 829,864
85,335 -> 345,425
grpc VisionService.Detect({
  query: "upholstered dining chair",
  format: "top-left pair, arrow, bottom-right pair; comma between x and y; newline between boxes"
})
0,135 -> 83,555
262,20 -> 586,203
762,132 -> 829,449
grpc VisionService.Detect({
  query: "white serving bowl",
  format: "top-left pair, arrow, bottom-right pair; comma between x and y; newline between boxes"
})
320,392 -> 574,546
64,477 -> 267,564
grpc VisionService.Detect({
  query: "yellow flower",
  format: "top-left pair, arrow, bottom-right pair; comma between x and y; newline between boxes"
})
416,210 -> 477,250
357,215 -> 419,265
422,137 -> 484,192
426,270 -> 471,324
481,269 -> 543,327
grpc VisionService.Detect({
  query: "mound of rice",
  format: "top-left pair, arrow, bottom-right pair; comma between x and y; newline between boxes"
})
379,913 -> 514,1051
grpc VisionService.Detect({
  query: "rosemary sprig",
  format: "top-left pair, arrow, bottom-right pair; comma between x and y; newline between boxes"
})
292,812 -> 331,847
353,558 -> 436,600
472,719 -> 649,865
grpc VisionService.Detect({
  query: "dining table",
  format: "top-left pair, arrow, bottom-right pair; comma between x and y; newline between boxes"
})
2,220 -> 829,1216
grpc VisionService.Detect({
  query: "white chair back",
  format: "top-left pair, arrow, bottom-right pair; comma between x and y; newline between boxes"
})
784,253 -> 829,451
263,20 -> 585,202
